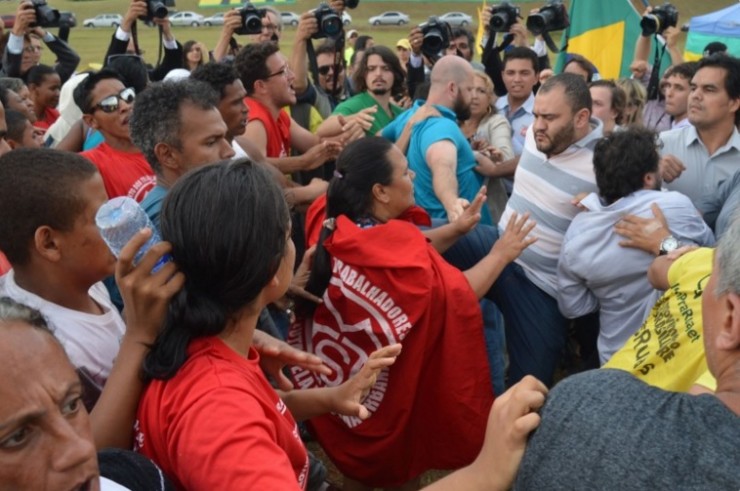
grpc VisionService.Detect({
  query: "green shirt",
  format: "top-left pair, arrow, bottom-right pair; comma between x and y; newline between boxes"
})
333,92 -> 405,136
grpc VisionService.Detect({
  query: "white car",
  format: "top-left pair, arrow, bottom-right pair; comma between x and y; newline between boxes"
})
439,12 -> 473,28
203,12 -> 225,26
83,14 -> 123,28
169,11 -> 205,27
368,11 -> 409,26
280,11 -> 300,27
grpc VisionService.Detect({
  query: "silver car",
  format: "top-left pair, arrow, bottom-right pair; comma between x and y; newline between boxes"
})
280,11 -> 300,27
83,14 -> 123,28
203,12 -> 225,26
439,12 -> 473,28
368,11 -> 409,26
169,11 -> 205,27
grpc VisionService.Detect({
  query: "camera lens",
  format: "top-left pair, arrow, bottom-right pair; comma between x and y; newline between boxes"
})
490,13 -> 508,31
423,30 -> 444,53
322,15 -> 342,38
151,1 -> 169,18
245,15 -> 261,31
640,14 -> 659,36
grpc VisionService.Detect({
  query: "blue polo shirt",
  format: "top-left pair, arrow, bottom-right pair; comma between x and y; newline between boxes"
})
382,100 -> 491,224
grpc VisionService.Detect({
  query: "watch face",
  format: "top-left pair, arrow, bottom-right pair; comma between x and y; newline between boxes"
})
661,236 -> 679,252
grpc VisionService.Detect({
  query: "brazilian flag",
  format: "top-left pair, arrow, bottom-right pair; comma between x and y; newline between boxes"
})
555,0 -> 643,80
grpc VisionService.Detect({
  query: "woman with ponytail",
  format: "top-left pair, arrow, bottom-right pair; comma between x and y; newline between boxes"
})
133,158 -> 401,490
291,137 -> 537,490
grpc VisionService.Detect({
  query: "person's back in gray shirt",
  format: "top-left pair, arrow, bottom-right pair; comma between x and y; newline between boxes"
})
514,369 -> 740,490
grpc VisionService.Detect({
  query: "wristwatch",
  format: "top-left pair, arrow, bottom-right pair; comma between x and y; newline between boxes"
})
659,235 -> 680,256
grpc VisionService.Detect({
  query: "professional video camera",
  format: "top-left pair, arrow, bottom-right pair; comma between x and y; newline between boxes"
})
140,0 -> 176,23
489,2 -> 520,33
640,3 -> 679,36
29,0 -> 60,28
234,3 -> 265,35
420,16 -> 452,59
312,3 -> 343,40
526,0 -> 569,35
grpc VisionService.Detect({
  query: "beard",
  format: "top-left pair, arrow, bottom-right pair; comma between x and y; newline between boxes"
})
535,120 -> 576,157
371,87 -> 389,96
453,91 -> 471,121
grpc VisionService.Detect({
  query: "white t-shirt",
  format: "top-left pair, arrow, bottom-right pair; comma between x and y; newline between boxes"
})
0,270 -> 125,388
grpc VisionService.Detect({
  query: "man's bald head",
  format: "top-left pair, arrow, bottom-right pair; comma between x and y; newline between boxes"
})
430,55 -> 474,88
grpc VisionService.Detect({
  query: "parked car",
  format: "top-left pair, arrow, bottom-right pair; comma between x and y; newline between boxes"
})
342,11 -> 351,26
169,11 -> 205,27
203,12 -> 225,26
280,11 -> 300,27
438,12 -> 473,28
368,11 -> 409,26
83,13 -> 123,28
2,14 -> 14,28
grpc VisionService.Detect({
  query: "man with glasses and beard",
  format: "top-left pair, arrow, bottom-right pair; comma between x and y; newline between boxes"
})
74,69 -> 155,202
382,55 -> 493,224
317,45 -> 407,138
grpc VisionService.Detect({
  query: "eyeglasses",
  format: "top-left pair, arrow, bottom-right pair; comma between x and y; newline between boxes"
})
261,23 -> 279,32
94,87 -> 136,114
23,45 -> 43,54
264,65 -> 292,80
318,64 -> 344,76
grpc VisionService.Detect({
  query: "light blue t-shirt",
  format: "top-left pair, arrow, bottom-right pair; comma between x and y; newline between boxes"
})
382,100 -> 491,224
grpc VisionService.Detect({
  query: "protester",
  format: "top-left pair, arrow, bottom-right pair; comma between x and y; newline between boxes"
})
588,80 -> 626,135
27,64 -> 61,130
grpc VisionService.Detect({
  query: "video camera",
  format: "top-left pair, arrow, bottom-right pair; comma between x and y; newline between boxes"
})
420,16 -> 452,59
312,3 -> 343,41
640,3 -> 679,36
526,0 -> 569,35
489,2 -> 520,33
139,0 -> 175,23
234,3 -> 266,35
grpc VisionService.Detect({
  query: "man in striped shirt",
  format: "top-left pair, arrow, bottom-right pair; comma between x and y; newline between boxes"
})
493,73 -> 603,386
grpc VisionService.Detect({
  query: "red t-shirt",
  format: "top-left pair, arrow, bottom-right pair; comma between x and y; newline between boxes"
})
33,107 -> 60,131
135,337 -> 309,490
245,97 -> 291,158
289,216 -> 493,487
80,143 -> 155,202
0,251 -> 10,276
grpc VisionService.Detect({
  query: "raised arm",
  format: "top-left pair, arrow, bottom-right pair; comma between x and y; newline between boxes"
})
426,139 -> 463,221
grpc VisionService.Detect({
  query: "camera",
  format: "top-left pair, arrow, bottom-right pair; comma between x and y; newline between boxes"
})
313,3 -> 343,40
526,0 -> 569,35
640,3 -> 679,36
30,0 -> 60,29
489,2 -> 520,33
420,16 -> 451,58
234,3 -> 265,36
140,0 -> 175,22
59,11 -> 76,28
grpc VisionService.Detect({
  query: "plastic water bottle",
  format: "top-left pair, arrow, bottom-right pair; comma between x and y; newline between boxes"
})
96,196 -> 170,272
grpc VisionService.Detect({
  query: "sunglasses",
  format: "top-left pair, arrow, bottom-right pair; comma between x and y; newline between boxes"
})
318,64 -> 344,76
94,87 -> 136,113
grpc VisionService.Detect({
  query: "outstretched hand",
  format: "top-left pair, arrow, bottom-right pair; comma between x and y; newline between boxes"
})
254,330 -> 331,391
492,212 -> 537,263
332,344 -> 402,419
453,186 -> 486,235
615,202 -> 670,255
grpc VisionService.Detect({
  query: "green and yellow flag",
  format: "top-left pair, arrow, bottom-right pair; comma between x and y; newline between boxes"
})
555,0 -> 643,80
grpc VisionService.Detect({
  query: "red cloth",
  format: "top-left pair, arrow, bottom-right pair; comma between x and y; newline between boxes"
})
245,97 -> 291,158
0,251 -> 10,276
80,143 -> 156,202
135,337 -> 309,490
305,194 -> 433,247
33,107 -> 60,131
289,216 -> 493,487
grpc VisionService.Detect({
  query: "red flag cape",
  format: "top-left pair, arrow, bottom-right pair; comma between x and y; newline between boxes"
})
289,216 -> 493,486
304,194 -> 432,247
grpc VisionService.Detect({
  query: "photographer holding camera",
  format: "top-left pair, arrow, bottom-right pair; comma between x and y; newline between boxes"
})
1,0 -> 80,84
102,0 -> 183,83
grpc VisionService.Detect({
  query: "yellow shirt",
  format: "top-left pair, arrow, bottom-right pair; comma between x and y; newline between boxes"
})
604,247 -> 713,392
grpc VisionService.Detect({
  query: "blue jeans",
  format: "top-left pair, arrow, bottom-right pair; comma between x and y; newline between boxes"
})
439,222 -> 568,387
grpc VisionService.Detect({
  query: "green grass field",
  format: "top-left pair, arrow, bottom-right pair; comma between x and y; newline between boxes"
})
1,0 -> 733,70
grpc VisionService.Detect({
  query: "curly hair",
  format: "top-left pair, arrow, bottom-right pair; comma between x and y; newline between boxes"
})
234,41 -> 280,95
352,45 -> 406,98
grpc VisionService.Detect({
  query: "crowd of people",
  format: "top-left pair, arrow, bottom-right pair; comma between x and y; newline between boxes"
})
0,0 -> 739,489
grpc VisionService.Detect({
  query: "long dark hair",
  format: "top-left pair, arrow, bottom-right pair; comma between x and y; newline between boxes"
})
143,159 -> 290,380
304,137 -> 395,305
